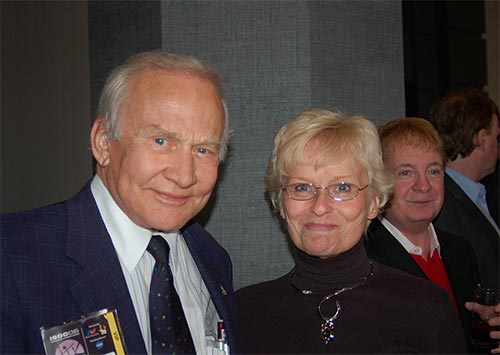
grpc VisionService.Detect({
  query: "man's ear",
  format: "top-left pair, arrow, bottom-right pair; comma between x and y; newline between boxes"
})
475,128 -> 489,150
91,117 -> 110,167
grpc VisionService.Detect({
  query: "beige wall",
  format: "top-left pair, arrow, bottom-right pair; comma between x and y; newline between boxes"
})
1,1 -> 92,213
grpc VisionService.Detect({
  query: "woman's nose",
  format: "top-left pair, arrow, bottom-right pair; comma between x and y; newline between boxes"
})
310,188 -> 334,215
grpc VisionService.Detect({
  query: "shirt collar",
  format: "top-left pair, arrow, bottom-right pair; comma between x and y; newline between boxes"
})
380,217 -> 441,258
90,175 -> 158,273
446,167 -> 486,206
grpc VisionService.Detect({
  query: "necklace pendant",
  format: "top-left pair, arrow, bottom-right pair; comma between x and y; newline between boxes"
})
321,318 -> 335,344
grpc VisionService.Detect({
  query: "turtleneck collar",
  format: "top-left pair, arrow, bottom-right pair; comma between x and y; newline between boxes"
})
291,239 -> 371,293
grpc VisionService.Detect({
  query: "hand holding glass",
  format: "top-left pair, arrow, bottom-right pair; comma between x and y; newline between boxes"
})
469,288 -> 500,352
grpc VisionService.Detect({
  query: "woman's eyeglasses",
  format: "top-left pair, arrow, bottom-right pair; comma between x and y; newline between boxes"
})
282,182 -> 369,202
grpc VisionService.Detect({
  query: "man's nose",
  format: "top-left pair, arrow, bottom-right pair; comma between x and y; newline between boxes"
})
163,150 -> 197,188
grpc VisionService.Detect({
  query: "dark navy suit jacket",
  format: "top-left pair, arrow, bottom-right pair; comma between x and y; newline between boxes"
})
434,173 -> 499,290
365,218 -> 479,342
1,181 -> 241,354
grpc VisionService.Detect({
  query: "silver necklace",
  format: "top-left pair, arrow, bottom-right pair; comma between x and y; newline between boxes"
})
291,261 -> 374,344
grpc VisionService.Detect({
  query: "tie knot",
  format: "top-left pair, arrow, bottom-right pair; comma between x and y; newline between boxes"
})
147,235 -> 170,264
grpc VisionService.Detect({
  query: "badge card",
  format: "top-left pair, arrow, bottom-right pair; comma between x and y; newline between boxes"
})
40,308 -> 126,355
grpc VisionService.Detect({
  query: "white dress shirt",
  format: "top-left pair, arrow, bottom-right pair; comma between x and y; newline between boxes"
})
380,218 -> 441,258
90,175 -> 223,354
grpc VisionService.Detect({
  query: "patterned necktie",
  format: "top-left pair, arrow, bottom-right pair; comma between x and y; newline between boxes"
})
147,235 -> 196,354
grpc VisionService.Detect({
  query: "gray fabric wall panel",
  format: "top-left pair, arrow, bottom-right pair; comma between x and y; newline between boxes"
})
161,1 -> 311,289
160,1 -> 404,290
309,2 -> 405,122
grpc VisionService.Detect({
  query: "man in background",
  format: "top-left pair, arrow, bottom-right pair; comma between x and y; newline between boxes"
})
366,117 -> 479,349
1,50 -> 240,354
428,89 -> 499,290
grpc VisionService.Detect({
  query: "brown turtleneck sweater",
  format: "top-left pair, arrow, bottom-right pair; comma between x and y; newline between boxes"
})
235,240 -> 467,354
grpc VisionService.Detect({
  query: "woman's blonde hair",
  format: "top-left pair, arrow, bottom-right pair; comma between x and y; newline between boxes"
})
265,108 -> 393,211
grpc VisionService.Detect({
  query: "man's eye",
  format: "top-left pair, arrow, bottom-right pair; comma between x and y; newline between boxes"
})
154,138 -> 166,146
428,168 -> 443,176
195,147 -> 219,158
398,170 -> 411,177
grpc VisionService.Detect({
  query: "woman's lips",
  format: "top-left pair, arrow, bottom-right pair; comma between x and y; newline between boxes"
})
305,223 -> 338,231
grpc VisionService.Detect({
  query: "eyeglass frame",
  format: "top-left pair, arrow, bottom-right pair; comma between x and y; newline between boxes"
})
281,182 -> 370,202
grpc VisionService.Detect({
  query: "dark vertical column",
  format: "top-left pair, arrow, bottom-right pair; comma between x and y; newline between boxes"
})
88,0 -> 162,117
1,1 -> 92,213
403,0 -> 487,117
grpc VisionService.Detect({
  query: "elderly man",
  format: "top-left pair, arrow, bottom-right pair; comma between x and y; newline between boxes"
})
428,89 -> 499,290
1,50 -> 239,354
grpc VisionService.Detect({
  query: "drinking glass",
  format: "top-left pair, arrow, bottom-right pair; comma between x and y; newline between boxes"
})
471,287 -> 500,351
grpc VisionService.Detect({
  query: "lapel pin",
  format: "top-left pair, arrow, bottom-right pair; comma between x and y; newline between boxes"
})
220,285 -> 228,296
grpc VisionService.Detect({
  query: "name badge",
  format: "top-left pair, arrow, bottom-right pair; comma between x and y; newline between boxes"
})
40,308 -> 126,355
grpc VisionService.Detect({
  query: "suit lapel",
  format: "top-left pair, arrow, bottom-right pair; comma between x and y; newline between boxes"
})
437,229 -> 476,331
438,232 -> 463,288
438,230 -> 475,300
181,223 -> 239,351
445,174 -> 500,243
64,183 -> 146,354
367,219 -> 428,279
182,223 -> 232,319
